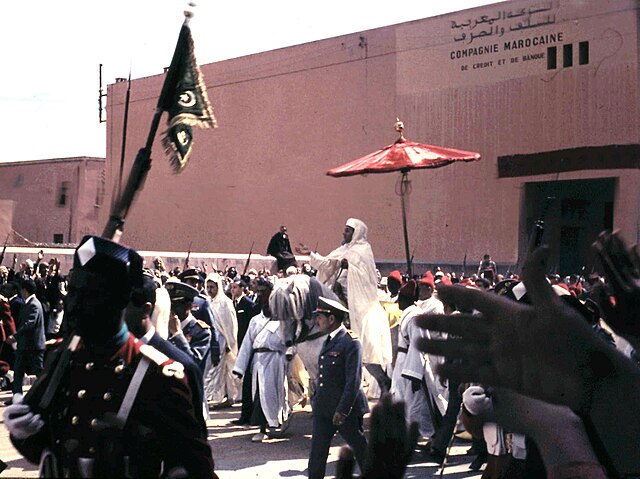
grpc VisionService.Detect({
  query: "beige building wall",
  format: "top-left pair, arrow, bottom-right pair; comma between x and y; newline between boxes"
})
104,0 -> 639,274
0,158 -> 106,245
0,200 -> 15,246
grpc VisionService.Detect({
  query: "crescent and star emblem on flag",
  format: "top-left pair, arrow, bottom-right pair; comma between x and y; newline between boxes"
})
178,91 -> 196,108
177,129 -> 190,146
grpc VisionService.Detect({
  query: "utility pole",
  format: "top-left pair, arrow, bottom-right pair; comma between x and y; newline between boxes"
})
98,64 -> 107,123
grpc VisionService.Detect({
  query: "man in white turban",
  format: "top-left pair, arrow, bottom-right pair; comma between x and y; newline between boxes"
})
298,218 -> 393,393
204,272 -> 240,406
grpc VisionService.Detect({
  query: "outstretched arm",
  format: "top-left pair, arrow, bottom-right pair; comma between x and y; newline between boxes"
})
416,244 -> 640,476
592,230 -> 640,350
465,387 -> 606,477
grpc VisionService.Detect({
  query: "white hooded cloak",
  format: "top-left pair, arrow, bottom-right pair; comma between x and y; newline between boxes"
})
309,218 -> 392,366
203,272 -> 240,403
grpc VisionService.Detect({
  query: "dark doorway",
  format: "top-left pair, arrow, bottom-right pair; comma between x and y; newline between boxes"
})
519,178 -> 615,277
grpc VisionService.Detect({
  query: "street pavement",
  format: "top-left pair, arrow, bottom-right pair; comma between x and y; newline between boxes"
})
0,387 -> 484,478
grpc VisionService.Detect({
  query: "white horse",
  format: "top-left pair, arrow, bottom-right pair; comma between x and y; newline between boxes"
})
269,274 -> 339,403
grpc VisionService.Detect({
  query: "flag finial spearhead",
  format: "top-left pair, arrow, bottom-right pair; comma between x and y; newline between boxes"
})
394,118 -> 405,141
184,1 -> 196,20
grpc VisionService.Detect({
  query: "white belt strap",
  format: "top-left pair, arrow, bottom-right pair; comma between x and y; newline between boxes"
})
117,357 -> 150,424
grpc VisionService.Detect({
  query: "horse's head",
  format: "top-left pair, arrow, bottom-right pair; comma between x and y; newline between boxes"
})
269,274 -> 339,346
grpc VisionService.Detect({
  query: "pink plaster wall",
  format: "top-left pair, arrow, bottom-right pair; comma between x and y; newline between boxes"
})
104,0 -> 640,267
0,200 -> 15,244
0,158 -> 105,245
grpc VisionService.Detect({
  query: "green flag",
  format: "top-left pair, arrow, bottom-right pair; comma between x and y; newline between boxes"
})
161,20 -> 217,173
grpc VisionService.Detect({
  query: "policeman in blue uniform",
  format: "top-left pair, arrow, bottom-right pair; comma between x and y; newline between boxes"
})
308,296 -> 369,479
178,268 -> 220,365
165,280 -> 212,372
178,269 -> 215,326
3,235 -> 217,478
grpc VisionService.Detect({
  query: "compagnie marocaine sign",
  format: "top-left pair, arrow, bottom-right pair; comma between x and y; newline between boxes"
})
449,1 -> 562,71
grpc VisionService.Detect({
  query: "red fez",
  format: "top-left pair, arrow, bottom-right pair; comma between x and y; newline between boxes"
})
398,279 -> 417,300
437,275 -> 452,286
419,271 -> 435,289
569,283 -> 583,296
388,270 -> 402,284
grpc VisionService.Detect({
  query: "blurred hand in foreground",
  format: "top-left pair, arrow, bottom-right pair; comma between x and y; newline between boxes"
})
592,230 -> 640,349
336,393 -> 418,479
416,245 -> 614,413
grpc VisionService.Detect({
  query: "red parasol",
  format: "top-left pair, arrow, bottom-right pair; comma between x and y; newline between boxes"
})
327,120 -> 481,276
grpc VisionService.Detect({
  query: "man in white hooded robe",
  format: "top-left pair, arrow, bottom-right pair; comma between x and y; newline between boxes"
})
298,218 -> 393,393
204,273 -> 240,406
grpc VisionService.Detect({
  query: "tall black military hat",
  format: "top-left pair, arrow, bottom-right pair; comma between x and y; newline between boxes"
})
73,235 -> 143,302
165,280 -> 199,302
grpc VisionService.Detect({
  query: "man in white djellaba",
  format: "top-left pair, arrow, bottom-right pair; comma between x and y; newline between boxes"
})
414,271 -> 449,430
233,277 -> 291,442
204,272 -> 240,407
390,280 -> 436,443
297,218 -> 393,393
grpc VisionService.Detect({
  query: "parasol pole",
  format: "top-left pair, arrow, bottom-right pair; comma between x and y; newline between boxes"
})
400,170 -> 412,277
394,119 -> 413,277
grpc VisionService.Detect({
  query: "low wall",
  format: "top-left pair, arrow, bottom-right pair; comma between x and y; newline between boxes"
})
2,246 -> 517,279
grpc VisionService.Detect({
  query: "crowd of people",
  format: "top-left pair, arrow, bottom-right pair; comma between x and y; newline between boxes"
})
1,223 -> 639,478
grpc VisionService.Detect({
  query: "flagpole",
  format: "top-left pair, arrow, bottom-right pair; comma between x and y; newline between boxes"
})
102,12 -> 193,241
0,233 -> 9,265
117,70 -> 132,200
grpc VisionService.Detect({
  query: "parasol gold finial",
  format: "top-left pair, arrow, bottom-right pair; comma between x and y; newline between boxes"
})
184,1 -> 196,20
394,118 -> 405,140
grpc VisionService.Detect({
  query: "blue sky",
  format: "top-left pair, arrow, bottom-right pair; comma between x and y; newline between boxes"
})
0,0 -> 496,162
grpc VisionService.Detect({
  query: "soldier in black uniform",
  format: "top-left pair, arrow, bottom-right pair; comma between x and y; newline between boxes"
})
266,225 -> 297,273
308,296 -> 369,479
3,235 -> 217,478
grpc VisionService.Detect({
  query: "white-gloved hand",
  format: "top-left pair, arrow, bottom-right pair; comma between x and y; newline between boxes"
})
3,394 -> 44,440
462,385 -> 493,416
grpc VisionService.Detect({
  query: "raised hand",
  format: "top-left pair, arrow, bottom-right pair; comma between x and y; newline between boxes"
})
336,393 -> 418,479
416,245 -> 612,413
168,314 -> 182,336
416,242 -> 640,476
335,447 -> 355,479
478,388 -> 605,474
592,230 -> 640,348
295,243 -> 311,255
